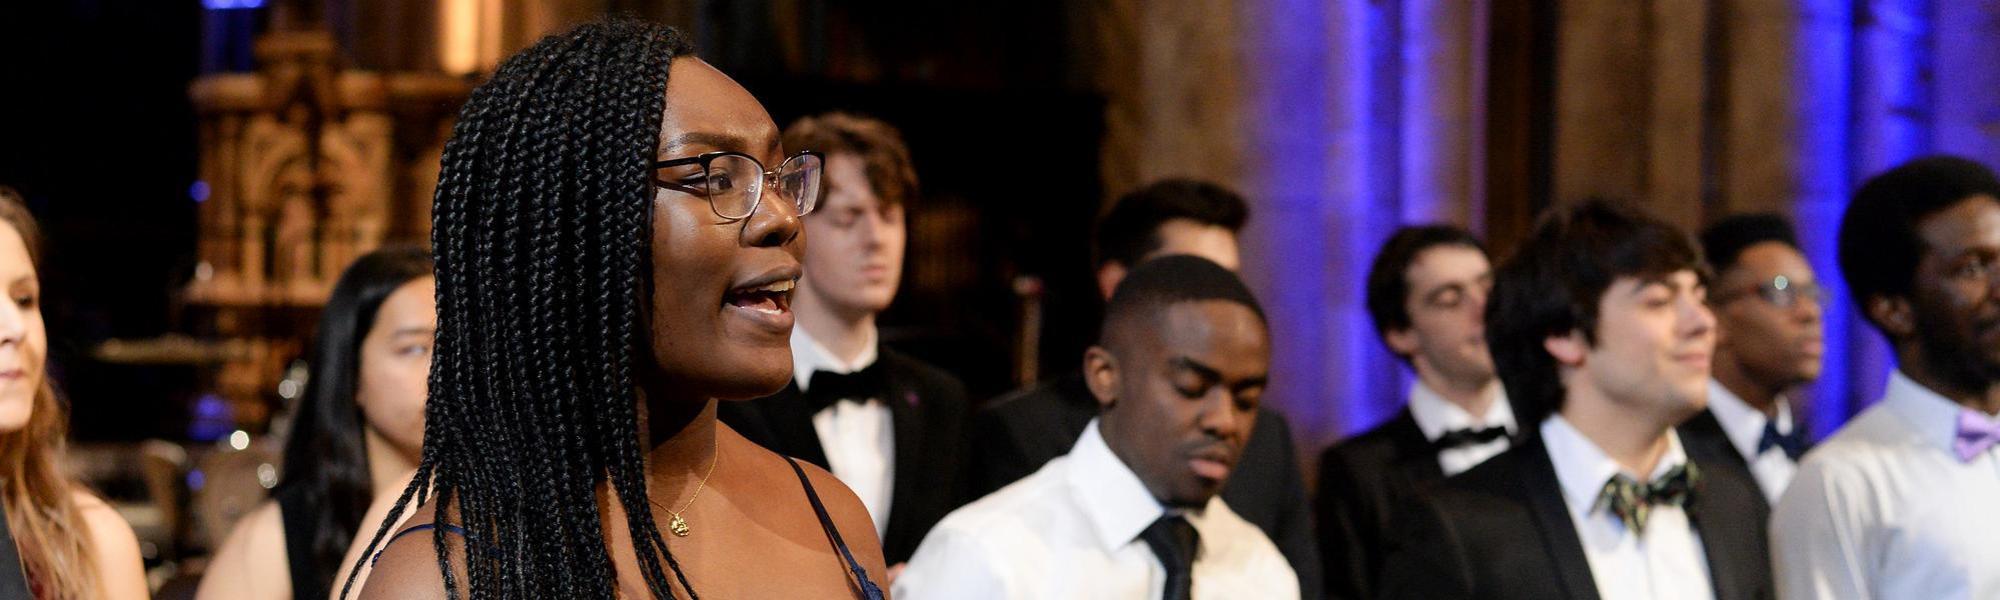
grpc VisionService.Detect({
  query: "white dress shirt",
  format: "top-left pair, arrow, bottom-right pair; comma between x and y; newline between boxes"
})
1705,379 -> 1800,503
1408,381 -> 1516,476
894,420 -> 1298,600
1542,416 -> 1715,600
1772,370 -> 2000,600
791,326 -> 895,538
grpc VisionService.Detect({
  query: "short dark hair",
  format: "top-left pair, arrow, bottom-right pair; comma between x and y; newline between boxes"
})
1839,155 -> 2000,334
1364,225 -> 1486,345
1700,213 -> 1800,276
1101,254 -> 1267,347
1094,179 -> 1249,269
781,112 -> 919,207
1486,199 -> 1707,423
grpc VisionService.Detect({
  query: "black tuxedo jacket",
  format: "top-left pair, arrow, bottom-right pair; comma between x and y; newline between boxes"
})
1678,407 -> 1810,510
1378,434 -> 1772,600
717,346 -> 972,566
968,373 -> 1324,600
1315,409 -> 1448,600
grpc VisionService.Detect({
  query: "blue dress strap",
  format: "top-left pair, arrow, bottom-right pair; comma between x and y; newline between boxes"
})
784,457 -> 886,600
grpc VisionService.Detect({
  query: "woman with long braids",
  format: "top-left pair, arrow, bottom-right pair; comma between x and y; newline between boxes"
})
0,187 -> 148,599
355,20 -> 887,599
198,247 -> 434,600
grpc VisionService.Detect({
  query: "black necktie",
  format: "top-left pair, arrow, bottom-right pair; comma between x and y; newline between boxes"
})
1598,462 -> 1700,535
1431,426 -> 1509,451
1139,515 -> 1199,600
1757,420 -> 1809,461
802,363 -> 887,413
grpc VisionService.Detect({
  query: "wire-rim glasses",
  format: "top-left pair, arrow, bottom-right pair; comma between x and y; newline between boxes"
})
653,150 -> 823,220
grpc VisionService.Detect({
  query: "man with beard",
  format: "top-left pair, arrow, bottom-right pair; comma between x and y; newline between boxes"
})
1682,214 -> 1824,505
897,256 -> 1297,599
1773,156 -> 2000,599
1317,225 -> 1513,599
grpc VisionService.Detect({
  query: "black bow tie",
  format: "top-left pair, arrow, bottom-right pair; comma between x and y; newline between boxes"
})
1432,426 -> 1509,451
802,363 -> 887,413
1757,421 -> 1809,461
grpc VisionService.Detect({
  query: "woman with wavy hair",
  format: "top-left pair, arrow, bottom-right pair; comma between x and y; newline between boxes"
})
0,186 -> 147,599
198,247 -> 434,600
353,20 -> 887,599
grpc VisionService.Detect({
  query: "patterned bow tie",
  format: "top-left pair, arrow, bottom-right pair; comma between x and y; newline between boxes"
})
1597,462 -> 1700,535
803,364 -> 887,413
1954,409 -> 2000,463
1757,421 -> 1809,461
1431,426 -> 1509,451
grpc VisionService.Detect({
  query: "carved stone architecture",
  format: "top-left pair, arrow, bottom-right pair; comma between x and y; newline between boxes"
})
185,30 -> 464,426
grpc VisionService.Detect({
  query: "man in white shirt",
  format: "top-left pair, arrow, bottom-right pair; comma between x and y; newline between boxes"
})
1380,200 -> 1772,600
897,255 -> 1297,600
1773,155 -> 2000,599
1683,214 -> 1824,505
717,113 -> 971,568
968,179 -> 1321,598
1316,224 -> 1515,599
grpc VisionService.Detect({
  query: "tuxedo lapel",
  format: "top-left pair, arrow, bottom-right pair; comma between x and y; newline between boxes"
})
1385,412 -> 1447,484
881,354 -> 927,549
764,382 -> 833,468
1516,438 -> 1601,600
1681,410 -> 1749,469
1688,455 -> 1771,600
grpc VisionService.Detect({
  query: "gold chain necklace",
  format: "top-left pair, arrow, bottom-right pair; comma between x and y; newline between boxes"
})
650,435 -> 720,537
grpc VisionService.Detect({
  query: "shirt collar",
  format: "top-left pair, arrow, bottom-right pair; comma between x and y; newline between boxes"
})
1541,415 -> 1690,521
1408,380 -> 1516,441
1705,378 -> 1794,460
1881,369 -> 1976,457
1066,419 -> 1174,554
790,325 -> 879,391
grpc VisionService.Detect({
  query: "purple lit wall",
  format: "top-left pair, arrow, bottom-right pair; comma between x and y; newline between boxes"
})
1238,0 -> 2000,450
1793,0 -> 2000,437
1240,0 -> 1485,450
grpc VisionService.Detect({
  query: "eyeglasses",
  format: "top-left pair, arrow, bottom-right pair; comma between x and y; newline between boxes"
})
1716,275 -> 1825,310
653,151 -> 823,220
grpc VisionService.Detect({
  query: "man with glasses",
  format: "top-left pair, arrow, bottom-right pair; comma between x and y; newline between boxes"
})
1774,156 -> 2000,599
1680,214 -> 1823,505
1317,224 -> 1512,599
718,113 -> 972,570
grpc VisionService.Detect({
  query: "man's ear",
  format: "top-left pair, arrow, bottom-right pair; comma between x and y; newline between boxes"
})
1865,294 -> 1916,339
1384,326 -> 1420,358
1083,346 -> 1119,411
1544,328 -> 1588,367
1096,263 -> 1127,301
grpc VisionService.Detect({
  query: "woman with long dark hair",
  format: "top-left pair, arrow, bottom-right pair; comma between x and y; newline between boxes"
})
0,186 -> 148,599
199,247 -> 435,599
354,20 -> 887,599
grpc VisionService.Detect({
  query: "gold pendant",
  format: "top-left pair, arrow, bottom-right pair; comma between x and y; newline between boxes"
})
669,514 -> 690,537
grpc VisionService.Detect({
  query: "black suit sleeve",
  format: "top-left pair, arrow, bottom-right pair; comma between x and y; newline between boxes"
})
965,399 -> 1039,499
1257,414 -> 1325,600
1376,496 -> 1474,600
879,351 -> 976,566
1315,448 -> 1378,600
